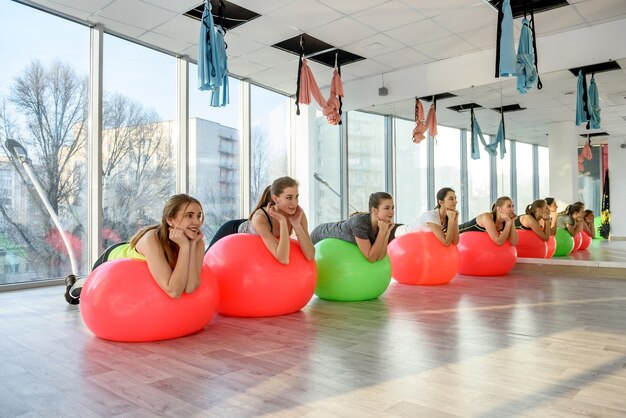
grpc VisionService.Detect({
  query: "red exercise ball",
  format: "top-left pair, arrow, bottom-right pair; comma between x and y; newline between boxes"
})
572,231 -> 583,252
388,231 -> 459,285
546,235 -> 557,258
457,231 -> 517,276
204,234 -> 317,317
579,231 -> 592,250
515,230 -> 548,258
81,259 -> 219,342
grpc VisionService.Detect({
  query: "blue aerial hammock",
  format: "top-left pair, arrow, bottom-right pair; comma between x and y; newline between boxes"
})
516,17 -> 538,93
576,69 -> 589,127
470,107 -> 507,160
198,0 -> 229,107
495,0 -> 516,78
588,74 -> 601,129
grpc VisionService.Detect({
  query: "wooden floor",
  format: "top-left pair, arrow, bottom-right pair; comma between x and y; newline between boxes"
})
2,269 -> 626,417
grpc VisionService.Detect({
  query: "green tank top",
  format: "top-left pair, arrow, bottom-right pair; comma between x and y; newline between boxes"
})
107,242 -> 147,262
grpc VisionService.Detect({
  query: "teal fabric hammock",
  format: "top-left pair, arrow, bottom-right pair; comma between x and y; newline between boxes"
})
198,0 -> 229,107
470,107 -> 507,160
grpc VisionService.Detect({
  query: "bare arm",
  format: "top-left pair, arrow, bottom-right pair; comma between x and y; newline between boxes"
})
138,229 -> 191,299
355,222 -> 391,263
292,211 -> 315,261
479,213 -> 510,246
252,208 -> 291,265
507,218 -> 518,245
184,232 -> 204,294
549,211 -> 557,235
566,218 -> 584,236
583,220 -> 596,238
524,215 -> 551,242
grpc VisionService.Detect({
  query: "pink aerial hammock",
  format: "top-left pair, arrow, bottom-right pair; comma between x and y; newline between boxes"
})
412,98 -> 437,143
294,41 -> 344,125
578,136 -> 592,172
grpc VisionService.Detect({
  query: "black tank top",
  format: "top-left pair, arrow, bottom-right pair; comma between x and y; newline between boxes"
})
459,213 -> 498,233
514,215 -> 532,230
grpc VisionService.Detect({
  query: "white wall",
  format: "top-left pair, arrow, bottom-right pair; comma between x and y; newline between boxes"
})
608,138 -> 626,239
548,121 -> 578,204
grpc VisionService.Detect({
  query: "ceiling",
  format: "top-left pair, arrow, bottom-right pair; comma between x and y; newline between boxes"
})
20,0 -> 626,146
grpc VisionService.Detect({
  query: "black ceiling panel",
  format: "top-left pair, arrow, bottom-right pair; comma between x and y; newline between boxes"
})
492,104 -> 526,113
568,61 -> 622,76
418,92 -> 458,102
272,34 -> 365,67
184,0 -> 260,31
447,103 -> 482,112
487,0 -> 569,19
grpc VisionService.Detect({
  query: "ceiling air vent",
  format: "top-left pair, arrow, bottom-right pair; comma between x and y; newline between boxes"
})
492,104 -> 526,113
487,0 -> 569,19
418,92 -> 457,102
184,0 -> 260,30
568,61 -> 621,76
447,103 -> 482,112
272,34 -> 365,68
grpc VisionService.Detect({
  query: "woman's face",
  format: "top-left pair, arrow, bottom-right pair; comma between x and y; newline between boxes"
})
574,207 -> 586,220
373,198 -> 395,221
548,201 -> 558,212
169,202 -> 203,240
273,186 -> 299,215
537,204 -> 549,219
440,191 -> 457,211
498,199 -> 515,216
584,212 -> 594,223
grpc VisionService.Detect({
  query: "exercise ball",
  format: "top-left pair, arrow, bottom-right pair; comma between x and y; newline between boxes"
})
457,232 -> 517,276
553,229 -> 574,256
515,230 -> 548,258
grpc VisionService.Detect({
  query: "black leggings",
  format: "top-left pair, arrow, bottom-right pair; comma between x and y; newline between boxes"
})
207,219 -> 246,250
91,241 -> 128,271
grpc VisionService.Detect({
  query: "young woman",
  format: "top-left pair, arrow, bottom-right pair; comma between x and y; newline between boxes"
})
544,197 -> 558,235
515,199 -> 551,241
395,187 -> 459,246
582,209 -> 596,238
556,201 -> 585,236
310,192 -> 395,263
65,194 -> 205,304
208,176 -> 315,265
459,196 -> 518,246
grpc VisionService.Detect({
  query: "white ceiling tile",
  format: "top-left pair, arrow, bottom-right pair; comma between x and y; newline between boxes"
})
140,0 -> 201,14
402,0 -> 487,18
138,31 -> 193,55
385,18 -> 453,47
432,3 -> 496,35
461,25 -> 497,50
245,47 -> 298,67
151,15 -> 199,44
46,0 -> 113,13
94,16 -> 146,38
343,33 -> 406,59
351,1 -> 425,32
227,58 -> 265,77
317,0 -> 385,15
307,17 -> 377,48
342,60 -> 392,77
250,67 -> 296,85
228,15 -> 300,46
220,32 -> 264,57
532,6 -> 586,36
574,0 -> 626,24
413,35 -> 475,61
181,44 -> 198,62
30,0 -> 95,19
265,0 -> 343,32
226,0 -> 292,15
95,0 -> 177,30
371,47 -> 430,69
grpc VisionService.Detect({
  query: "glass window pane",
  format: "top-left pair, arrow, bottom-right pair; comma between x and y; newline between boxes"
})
395,118 -> 427,224
467,135 -> 492,218
348,111 -> 385,212
538,146 -> 549,199
1,2 -> 89,284
434,126 -> 461,215
102,35 -> 176,248
497,140 -> 512,199
250,85 -> 289,211
516,142 -> 534,210
189,66 -> 241,242
312,110 -> 341,226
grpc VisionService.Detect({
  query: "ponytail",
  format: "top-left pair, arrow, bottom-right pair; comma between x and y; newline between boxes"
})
249,186 -> 272,220
249,176 -> 299,220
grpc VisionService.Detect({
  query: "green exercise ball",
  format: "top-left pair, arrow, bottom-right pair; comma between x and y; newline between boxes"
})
553,228 -> 574,256
314,238 -> 391,301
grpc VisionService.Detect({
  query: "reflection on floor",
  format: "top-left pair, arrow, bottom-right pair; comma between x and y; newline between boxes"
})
1,269 -> 626,417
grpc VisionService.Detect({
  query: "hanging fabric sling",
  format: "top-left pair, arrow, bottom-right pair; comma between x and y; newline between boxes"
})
198,0 -> 229,107
575,69 -> 590,127
588,73 -> 601,129
412,98 -> 426,143
516,17 -> 538,94
495,0 -> 516,78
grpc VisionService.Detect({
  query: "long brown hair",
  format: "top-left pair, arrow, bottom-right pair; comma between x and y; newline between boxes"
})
559,201 -> 585,217
249,176 -> 298,220
491,196 -> 513,215
525,199 -> 547,218
435,187 -> 455,231
130,194 -> 204,269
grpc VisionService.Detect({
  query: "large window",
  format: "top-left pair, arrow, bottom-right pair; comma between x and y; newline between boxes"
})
250,85 -> 289,211
538,146 -> 549,199
189,67 -> 241,241
434,126 -> 462,216
466,135 -> 491,219
395,118 -> 428,224
516,142 -> 534,210
496,140 -> 512,200
312,110 -> 342,226
0,2 -> 89,284
348,112 -> 385,212
102,35 -> 176,249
